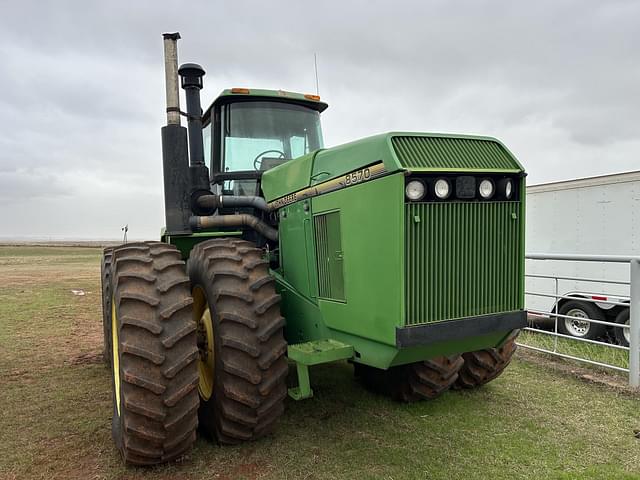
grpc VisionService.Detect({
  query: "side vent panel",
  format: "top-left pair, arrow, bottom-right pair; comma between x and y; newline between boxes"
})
314,211 -> 345,301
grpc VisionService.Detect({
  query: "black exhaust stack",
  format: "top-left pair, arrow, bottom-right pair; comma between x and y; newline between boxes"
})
178,63 -> 212,213
161,32 -> 191,234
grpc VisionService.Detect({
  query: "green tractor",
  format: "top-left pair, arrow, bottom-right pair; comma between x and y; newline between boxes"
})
101,33 -> 526,465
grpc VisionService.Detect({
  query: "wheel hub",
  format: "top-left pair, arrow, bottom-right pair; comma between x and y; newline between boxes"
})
564,308 -> 591,337
196,323 -> 209,360
193,286 -> 215,401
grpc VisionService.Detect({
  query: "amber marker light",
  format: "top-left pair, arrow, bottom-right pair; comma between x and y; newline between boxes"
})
231,88 -> 250,94
304,94 -> 321,101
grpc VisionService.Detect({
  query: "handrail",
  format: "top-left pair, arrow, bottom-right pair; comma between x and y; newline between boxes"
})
527,253 -> 639,263
525,253 -> 640,387
525,273 -> 630,286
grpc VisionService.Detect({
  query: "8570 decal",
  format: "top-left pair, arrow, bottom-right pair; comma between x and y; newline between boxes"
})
267,161 -> 387,210
344,167 -> 371,186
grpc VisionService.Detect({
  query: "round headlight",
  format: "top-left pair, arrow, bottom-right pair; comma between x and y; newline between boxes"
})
405,180 -> 426,201
479,179 -> 494,199
504,179 -> 513,199
434,179 -> 451,199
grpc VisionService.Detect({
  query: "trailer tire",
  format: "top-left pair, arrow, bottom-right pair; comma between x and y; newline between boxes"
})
110,242 -> 199,465
455,330 -> 519,389
187,239 -> 287,444
101,248 -> 113,365
357,355 -> 464,402
557,300 -> 606,340
614,309 -> 630,347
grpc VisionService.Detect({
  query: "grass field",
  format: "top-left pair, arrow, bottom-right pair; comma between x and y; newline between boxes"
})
1,246 -> 640,479
518,329 -> 629,371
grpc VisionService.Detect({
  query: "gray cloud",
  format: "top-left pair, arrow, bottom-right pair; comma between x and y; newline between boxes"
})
0,0 -> 638,239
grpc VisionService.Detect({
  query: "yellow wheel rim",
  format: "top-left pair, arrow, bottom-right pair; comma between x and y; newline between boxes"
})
193,286 -> 215,401
111,295 -> 121,416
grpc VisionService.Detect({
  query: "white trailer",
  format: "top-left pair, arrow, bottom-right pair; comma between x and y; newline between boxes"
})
525,170 -> 639,345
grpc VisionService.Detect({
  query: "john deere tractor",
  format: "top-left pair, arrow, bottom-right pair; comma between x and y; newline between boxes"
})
101,33 -> 526,465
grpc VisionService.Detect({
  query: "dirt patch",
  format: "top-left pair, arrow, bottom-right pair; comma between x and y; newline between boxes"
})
0,368 -> 42,384
69,351 -> 104,366
34,434 -> 105,480
69,304 -> 104,345
0,264 -> 98,288
218,462 -> 263,480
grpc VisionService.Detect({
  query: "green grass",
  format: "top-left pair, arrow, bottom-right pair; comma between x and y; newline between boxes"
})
519,329 -> 629,371
1,245 -> 640,479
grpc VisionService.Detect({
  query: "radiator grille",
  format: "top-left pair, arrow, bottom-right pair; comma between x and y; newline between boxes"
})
392,136 -> 518,171
405,202 -> 522,325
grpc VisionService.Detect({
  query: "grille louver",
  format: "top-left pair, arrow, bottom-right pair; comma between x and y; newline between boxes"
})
405,202 -> 522,325
392,136 -> 519,171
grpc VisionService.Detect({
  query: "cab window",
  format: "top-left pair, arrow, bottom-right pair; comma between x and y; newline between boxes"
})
221,101 -> 323,173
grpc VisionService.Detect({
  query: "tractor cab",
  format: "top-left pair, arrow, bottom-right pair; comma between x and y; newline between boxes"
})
202,89 -> 327,196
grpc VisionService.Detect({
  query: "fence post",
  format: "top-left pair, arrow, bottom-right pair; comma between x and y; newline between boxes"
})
629,259 -> 640,388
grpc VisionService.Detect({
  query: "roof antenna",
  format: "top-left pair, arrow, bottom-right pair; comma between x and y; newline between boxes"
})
314,53 -> 320,96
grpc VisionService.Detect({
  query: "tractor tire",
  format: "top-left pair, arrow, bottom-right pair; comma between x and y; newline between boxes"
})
101,247 -> 113,365
455,330 -> 519,389
357,355 -> 464,402
110,242 -> 199,465
187,238 -> 288,444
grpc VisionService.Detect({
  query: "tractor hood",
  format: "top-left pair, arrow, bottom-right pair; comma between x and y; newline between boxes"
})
261,132 -> 524,203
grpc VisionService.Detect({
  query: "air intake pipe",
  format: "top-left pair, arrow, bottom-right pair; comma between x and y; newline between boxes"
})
178,62 -> 212,205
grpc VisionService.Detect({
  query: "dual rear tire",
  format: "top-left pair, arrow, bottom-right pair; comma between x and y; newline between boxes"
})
187,239 -> 288,444
357,331 -> 520,401
356,355 -> 464,401
454,330 -> 519,389
103,239 -> 288,465
108,242 -> 199,465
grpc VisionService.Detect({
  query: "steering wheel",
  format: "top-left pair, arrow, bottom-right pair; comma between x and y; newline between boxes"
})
253,149 -> 285,171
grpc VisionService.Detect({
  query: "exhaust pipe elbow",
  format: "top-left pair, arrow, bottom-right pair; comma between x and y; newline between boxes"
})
190,214 -> 278,242
195,194 -> 271,213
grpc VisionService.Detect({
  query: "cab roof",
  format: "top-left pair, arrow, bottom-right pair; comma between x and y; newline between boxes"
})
203,88 -> 328,121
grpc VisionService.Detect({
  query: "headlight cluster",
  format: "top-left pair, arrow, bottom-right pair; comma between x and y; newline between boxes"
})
434,179 -> 451,199
405,180 -> 426,201
404,176 -> 516,202
478,179 -> 494,199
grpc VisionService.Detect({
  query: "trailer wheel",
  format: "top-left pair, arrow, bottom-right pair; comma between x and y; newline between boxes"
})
557,300 -> 606,340
614,309 -> 630,347
110,242 -> 199,465
356,355 -> 463,402
101,248 -> 113,365
187,239 -> 287,444
455,330 -> 519,389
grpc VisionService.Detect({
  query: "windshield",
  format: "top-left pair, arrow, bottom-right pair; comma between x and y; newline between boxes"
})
222,101 -> 324,173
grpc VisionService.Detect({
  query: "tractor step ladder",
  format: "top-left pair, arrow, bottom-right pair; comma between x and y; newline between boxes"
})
287,339 -> 354,400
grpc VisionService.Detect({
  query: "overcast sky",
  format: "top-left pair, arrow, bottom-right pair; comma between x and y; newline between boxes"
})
0,0 -> 638,240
